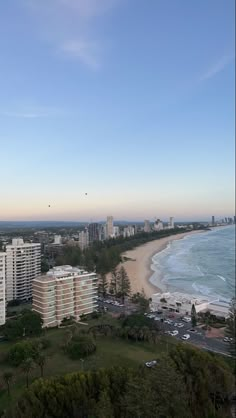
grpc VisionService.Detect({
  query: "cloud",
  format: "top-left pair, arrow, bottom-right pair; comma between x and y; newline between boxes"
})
200,54 -> 234,81
0,106 -> 64,119
60,40 -> 100,69
23,0 -> 118,69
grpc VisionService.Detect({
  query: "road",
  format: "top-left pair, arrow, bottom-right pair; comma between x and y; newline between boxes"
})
98,299 -> 231,357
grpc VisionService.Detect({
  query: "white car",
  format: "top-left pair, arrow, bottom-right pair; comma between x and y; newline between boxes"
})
182,317 -> 191,323
145,360 -> 157,368
177,323 -> 184,328
174,323 -> 179,327
223,337 -> 233,343
182,334 -> 190,340
154,317 -> 161,321
170,330 -> 179,336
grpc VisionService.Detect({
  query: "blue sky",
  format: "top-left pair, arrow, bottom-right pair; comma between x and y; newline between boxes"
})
0,0 -> 235,221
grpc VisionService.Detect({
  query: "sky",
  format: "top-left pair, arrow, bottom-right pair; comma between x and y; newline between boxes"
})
0,0 -> 235,222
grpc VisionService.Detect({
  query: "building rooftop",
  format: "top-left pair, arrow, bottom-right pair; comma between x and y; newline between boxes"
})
152,291 -> 211,305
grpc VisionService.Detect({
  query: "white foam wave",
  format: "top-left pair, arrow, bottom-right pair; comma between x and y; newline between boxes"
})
217,275 -> 227,282
192,282 -> 213,296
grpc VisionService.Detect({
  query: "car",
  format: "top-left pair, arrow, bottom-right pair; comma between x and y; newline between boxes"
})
188,328 -> 197,333
177,323 -> 184,328
156,310 -> 163,314
182,334 -> 190,341
174,322 -> 179,327
223,337 -> 233,342
145,360 -> 158,368
170,330 -> 179,336
164,330 -> 171,334
164,319 -> 170,324
182,317 -> 191,323
154,317 -> 161,321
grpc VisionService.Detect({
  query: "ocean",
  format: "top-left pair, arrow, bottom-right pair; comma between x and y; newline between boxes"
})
150,226 -> 235,303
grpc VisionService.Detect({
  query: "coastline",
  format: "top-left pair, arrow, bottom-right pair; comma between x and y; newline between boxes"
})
121,230 -> 204,298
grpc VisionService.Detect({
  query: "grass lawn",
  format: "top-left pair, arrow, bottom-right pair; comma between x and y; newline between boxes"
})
0,321 -> 175,414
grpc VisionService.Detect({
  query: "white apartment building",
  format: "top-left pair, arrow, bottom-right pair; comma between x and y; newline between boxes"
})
168,217 -> 174,229
6,239 -> 41,302
144,220 -> 151,233
154,219 -> 163,231
53,235 -> 62,245
123,226 -> 135,238
79,230 -> 89,250
0,253 -> 6,325
32,265 -> 98,327
113,226 -> 120,237
106,216 -> 114,238
151,292 -> 210,315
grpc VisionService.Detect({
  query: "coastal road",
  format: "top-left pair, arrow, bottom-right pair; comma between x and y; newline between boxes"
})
162,320 -> 231,356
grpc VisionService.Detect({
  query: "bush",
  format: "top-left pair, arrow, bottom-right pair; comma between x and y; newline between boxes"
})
38,338 -> 51,350
8,341 -> 39,367
67,334 -> 96,359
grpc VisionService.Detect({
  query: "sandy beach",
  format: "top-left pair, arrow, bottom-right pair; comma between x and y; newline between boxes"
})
121,231 -> 204,298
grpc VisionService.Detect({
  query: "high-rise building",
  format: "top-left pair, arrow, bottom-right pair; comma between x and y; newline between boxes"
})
32,265 -> 98,327
169,217 -> 174,229
234,216 -> 236,224
212,216 -> 215,226
144,220 -> 151,233
123,225 -> 135,237
88,223 -> 100,243
53,235 -> 62,245
113,226 -> 120,237
6,238 -> 41,302
79,229 -> 89,250
106,216 -> 114,238
154,219 -> 163,231
0,252 -> 6,325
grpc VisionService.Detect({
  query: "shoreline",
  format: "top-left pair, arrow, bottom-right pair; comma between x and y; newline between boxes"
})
121,230 -> 204,298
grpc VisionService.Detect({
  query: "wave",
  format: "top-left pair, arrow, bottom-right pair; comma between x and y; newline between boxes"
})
217,275 -> 227,282
192,282 -> 213,296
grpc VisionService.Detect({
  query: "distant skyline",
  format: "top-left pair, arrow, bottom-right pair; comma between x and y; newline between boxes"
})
0,0 -> 235,221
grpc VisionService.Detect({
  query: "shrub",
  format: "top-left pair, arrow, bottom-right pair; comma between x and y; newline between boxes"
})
67,334 -> 96,359
8,341 -> 39,367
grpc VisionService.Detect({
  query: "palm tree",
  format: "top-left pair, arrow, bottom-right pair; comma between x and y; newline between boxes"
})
35,352 -> 46,378
21,358 -> 34,388
3,371 -> 13,396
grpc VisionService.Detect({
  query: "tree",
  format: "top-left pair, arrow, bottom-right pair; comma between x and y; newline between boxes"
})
118,266 -> 131,303
98,274 -> 108,298
225,298 -> 236,359
109,268 -> 119,296
3,371 -> 13,396
20,309 -> 43,337
21,358 -> 34,388
8,341 -> 39,367
35,352 -> 46,378
131,289 -> 150,312
191,304 -> 197,328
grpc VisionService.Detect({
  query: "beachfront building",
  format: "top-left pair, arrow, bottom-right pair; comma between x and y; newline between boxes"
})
123,225 -> 135,238
32,265 -> 98,327
6,238 -> 41,302
106,216 -> 114,238
151,292 -> 210,316
113,226 -> 120,237
168,217 -> 174,229
144,220 -> 151,233
154,219 -> 163,231
0,252 -> 6,325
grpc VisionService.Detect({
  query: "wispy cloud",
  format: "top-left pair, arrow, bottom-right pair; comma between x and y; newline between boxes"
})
200,54 -> 234,81
0,106 -> 64,119
23,0 -> 118,69
60,40 -> 101,69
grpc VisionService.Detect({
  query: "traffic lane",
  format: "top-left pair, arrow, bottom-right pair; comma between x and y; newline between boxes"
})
160,322 -> 229,355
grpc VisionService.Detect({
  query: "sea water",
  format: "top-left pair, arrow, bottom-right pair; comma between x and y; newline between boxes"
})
150,225 -> 235,302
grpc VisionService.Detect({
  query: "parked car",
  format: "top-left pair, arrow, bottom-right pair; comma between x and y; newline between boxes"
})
170,330 -> 179,336
154,317 -> 161,321
182,334 -> 190,340
188,328 -> 197,333
177,323 -> 184,328
174,322 -> 179,327
182,316 -> 191,323
145,360 -> 158,368
223,337 -> 233,342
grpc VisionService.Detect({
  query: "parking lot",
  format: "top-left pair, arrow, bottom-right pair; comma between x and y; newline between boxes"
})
145,311 -> 231,357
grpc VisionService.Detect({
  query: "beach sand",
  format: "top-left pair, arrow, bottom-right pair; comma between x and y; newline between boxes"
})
120,231 -> 203,298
